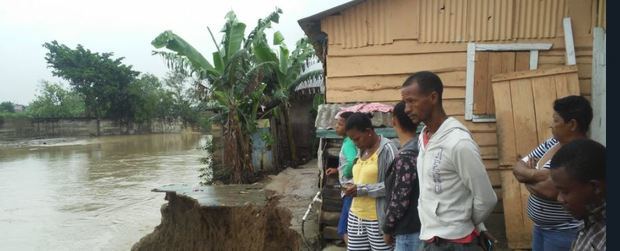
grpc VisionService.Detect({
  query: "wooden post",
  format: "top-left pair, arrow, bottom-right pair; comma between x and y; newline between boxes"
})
563,17 -> 577,65
591,27 -> 606,146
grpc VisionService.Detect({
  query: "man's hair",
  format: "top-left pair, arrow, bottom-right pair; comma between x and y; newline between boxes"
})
345,112 -> 373,132
553,95 -> 593,133
401,71 -> 444,99
393,101 -> 417,133
550,139 -> 606,182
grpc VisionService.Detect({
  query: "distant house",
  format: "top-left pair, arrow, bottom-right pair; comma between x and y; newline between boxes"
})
13,104 -> 26,113
299,0 -> 605,249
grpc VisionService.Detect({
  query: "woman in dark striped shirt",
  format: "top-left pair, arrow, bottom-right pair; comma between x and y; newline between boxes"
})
512,95 -> 593,251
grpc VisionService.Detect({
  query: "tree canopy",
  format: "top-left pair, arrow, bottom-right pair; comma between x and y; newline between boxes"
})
43,41 -> 140,120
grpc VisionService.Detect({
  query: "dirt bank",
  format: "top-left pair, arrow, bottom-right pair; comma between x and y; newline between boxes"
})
131,184 -> 300,250
132,160 -> 321,251
264,160 -> 322,250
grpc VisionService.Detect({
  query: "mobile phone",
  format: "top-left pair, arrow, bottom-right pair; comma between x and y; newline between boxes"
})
486,239 -> 493,251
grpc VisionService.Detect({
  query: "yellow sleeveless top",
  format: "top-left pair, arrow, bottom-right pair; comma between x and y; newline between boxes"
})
350,151 -> 379,220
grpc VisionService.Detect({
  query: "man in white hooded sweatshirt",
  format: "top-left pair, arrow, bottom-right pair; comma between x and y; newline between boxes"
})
400,71 -> 498,251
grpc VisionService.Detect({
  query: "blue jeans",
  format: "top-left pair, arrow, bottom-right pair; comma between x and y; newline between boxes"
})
337,195 -> 353,237
395,232 -> 420,251
532,226 -> 578,251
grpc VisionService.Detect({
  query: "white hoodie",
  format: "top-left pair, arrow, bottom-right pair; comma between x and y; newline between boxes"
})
417,117 -> 497,240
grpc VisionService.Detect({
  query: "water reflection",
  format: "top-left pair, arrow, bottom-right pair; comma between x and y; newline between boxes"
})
0,133 -> 205,250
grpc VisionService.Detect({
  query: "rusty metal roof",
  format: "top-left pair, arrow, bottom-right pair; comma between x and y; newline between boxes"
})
314,103 -> 394,130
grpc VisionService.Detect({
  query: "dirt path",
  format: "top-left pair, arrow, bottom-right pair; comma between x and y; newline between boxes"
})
264,159 -> 324,250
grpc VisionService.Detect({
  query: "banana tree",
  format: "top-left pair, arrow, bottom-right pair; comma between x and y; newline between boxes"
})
252,31 -> 323,167
151,9 -> 282,183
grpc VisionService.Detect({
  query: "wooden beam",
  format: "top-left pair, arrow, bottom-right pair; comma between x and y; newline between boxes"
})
491,65 -> 578,82
563,17 -> 577,65
501,171 -> 531,249
465,43 -> 476,120
475,43 -> 552,51
326,52 -> 466,78
531,76 -> 557,143
325,87 -> 465,103
529,50 -> 539,70
326,71 -> 466,91
591,27 -> 606,145
510,79 -> 539,158
493,81 -> 518,166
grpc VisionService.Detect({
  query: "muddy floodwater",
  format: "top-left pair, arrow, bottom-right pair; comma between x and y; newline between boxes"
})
0,133 -> 206,251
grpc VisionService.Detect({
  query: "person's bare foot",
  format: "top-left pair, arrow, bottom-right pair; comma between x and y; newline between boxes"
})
343,234 -> 348,246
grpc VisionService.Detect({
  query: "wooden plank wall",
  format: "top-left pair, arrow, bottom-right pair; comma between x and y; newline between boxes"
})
474,51 -> 531,115
491,66 -> 580,249
320,0 -> 600,237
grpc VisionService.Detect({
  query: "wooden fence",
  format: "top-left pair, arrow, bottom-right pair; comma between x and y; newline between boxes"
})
491,65 -> 580,249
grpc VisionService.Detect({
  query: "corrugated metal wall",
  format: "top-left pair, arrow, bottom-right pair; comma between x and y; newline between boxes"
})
321,0 -> 593,46
469,0 -> 514,41
420,0 -> 469,42
513,0 -> 566,39
419,0 -> 566,42
320,0 -> 393,48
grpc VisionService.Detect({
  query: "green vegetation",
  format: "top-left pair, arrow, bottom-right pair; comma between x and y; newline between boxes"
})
152,8 -> 323,184
0,41 -> 202,129
0,102 -> 15,113
43,41 -> 140,125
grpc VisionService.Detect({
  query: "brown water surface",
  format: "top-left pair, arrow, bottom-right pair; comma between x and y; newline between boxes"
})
0,133 -> 206,250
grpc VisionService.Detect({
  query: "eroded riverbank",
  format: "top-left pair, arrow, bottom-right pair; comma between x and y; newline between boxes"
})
133,160 -> 322,250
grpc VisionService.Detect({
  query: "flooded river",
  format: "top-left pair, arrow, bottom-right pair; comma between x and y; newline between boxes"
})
0,133 -> 207,250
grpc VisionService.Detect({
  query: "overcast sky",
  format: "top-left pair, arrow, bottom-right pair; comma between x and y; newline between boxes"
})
0,0 -> 348,105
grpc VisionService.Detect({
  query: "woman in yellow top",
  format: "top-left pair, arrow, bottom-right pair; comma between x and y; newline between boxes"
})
343,112 -> 398,251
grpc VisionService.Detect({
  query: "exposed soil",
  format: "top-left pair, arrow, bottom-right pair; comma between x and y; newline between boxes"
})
131,160 -> 321,251
131,191 -> 299,251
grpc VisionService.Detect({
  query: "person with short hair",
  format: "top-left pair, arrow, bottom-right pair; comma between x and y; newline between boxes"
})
343,112 -> 398,251
325,111 -> 358,244
382,101 -> 422,250
549,139 -> 606,251
512,95 -> 593,251
401,71 -> 497,251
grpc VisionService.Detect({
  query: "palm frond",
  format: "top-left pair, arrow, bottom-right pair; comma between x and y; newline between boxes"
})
289,69 -> 324,93
244,7 -> 283,48
151,30 -> 218,77
152,51 -> 196,77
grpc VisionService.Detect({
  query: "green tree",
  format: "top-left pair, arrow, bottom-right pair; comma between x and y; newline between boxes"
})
253,33 -> 322,167
27,81 -> 85,118
128,74 -> 173,123
42,41 -> 140,134
163,71 -> 199,123
152,9 -> 282,183
0,102 -> 15,113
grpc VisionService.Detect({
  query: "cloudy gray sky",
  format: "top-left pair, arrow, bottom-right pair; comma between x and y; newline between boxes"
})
0,0 -> 348,105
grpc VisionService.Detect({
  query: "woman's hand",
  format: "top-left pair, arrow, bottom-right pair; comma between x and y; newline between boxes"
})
344,184 -> 357,197
383,234 -> 394,246
325,168 -> 338,176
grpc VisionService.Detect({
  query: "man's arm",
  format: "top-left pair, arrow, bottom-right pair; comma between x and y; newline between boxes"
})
454,139 -> 498,225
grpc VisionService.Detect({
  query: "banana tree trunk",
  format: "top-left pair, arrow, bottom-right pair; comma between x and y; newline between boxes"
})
269,116 -> 282,171
282,104 -> 297,168
225,106 -> 253,184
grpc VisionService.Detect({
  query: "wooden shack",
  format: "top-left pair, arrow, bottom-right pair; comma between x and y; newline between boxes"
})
299,0 -> 606,249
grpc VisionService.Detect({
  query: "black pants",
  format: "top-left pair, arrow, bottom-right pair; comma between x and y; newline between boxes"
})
419,237 -> 484,251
